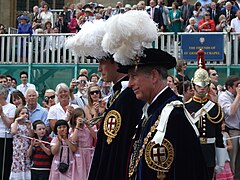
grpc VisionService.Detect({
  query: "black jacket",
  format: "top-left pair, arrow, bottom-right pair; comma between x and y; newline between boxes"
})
130,87 -> 209,180
88,76 -> 144,180
146,7 -> 164,28
185,97 -> 224,167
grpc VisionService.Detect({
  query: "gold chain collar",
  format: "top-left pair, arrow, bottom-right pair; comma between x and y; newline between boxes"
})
129,116 -> 161,177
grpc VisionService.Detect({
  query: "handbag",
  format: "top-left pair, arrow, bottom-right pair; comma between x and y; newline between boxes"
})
58,144 -> 69,173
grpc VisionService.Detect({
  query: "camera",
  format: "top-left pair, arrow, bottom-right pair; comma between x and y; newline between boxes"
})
75,80 -> 81,84
58,162 -> 69,173
222,21 -> 227,28
44,96 -> 49,104
25,119 -> 30,124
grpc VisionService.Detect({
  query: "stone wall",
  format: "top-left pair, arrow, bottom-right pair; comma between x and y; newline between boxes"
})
0,0 -> 16,29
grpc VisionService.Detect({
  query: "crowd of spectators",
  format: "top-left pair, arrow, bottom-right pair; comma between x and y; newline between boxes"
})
0,69 -> 112,180
0,60 -> 240,179
1,0 -> 240,179
13,0 -> 240,36
0,0 -> 239,36
2,0 -> 240,63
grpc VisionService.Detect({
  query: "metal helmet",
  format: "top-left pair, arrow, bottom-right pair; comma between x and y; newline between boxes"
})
192,49 -> 210,87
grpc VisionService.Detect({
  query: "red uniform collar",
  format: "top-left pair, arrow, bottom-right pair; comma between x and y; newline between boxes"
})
192,96 -> 208,103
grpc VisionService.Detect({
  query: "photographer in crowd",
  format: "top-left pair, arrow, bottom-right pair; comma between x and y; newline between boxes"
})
55,14 -> 70,33
216,14 -> 231,32
42,89 -> 56,111
69,74 -> 89,109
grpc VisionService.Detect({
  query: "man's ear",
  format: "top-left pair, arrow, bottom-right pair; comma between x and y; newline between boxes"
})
151,69 -> 161,84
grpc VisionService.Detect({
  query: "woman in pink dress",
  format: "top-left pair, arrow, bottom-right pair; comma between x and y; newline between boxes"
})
70,108 -> 97,180
49,120 -> 77,180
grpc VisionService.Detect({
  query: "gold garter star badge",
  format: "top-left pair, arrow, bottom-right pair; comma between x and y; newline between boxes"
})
145,139 -> 174,180
103,110 -> 121,144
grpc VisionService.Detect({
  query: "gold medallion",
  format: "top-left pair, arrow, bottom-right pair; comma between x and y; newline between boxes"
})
145,139 -> 174,180
103,110 -> 121,144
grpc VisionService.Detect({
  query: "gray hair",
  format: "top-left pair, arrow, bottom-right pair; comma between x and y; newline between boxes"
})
189,17 -> 196,22
45,89 -> 55,94
55,83 -> 69,95
226,2 -> 232,6
138,65 -> 168,80
218,14 -> 226,21
25,88 -> 39,97
0,84 -> 9,100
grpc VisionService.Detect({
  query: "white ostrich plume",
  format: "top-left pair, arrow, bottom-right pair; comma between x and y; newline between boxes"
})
65,19 -> 107,59
101,10 -> 158,65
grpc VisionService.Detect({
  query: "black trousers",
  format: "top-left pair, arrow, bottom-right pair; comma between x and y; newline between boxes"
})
31,169 -> 50,180
0,138 -> 13,180
208,167 -> 214,180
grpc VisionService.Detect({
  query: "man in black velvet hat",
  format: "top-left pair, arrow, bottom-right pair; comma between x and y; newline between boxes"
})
88,55 -> 144,180
65,13 -> 144,180
120,48 -> 209,180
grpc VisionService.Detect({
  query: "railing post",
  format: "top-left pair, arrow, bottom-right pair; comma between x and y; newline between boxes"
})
154,33 -> 159,49
28,40 -> 33,65
28,34 -> 33,83
226,33 -> 231,76
17,37 -> 21,63
28,63 -> 32,84
6,36 -> 10,63
12,36 -> 16,63
234,33 -> 238,65
74,63 -> 78,79
0,36 -> 4,62
173,34 -> 178,60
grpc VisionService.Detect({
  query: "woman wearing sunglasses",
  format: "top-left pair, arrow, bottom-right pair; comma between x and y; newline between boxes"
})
175,60 -> 190,83
42,89 -> 56,111
198,11 -> 216,32
84,84 -> 106,128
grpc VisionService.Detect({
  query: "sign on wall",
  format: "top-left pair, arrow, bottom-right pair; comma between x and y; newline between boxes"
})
181,34 -> 224,61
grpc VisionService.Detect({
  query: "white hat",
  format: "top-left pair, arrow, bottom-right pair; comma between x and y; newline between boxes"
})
217,0 -> 225,3
101,10 -> 158,65
96,4 -> 104,8
85,8 -> 92,12
65,19 -> 108,59
125,4 -> 132,9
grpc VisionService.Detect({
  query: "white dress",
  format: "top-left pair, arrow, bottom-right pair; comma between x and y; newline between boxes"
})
9,124 -> 31,180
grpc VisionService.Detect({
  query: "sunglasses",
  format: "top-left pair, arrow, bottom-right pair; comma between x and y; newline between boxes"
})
90,90 -> 100,95
205,14 -> 210,16
45,95 -> 55,99
80,80 -> 87,84
183,62 -> 187,66
211,73 -> 218,76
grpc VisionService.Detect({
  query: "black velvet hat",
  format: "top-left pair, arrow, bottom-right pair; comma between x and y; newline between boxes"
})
117,48 -> 176,73
82,4 -> 92,10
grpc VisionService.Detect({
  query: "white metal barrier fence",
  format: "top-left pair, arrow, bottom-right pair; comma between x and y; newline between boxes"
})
0,32 -> 239,65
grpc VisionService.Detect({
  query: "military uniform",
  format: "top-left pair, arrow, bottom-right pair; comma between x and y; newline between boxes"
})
185,96 -> 224,177
184,49 -> 225,179
128,87 -> 209,180
88,76 -> 144,180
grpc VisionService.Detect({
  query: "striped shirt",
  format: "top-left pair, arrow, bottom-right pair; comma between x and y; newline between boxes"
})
31,136 -> 53,169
